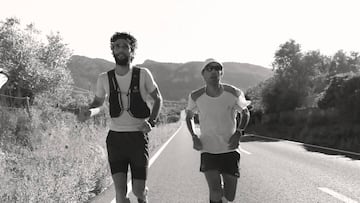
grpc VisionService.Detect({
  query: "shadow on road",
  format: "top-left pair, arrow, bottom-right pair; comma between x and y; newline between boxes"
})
303,145 -> 360,160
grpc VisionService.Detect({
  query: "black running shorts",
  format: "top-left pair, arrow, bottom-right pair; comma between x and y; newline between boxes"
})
106,131 -> 149,180
200,151 -> 240,177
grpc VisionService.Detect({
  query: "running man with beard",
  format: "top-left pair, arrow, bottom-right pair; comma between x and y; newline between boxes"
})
78,32 -> 163,203
185,59 -> 250,203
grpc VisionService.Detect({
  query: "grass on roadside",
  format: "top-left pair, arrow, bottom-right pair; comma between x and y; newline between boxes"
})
0,106 -> 182,203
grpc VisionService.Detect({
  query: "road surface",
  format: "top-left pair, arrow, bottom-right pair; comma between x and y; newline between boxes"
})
91,121 -> 360,203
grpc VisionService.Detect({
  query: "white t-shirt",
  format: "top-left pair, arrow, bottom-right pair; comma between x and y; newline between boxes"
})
186,84 -> 250,154
95,66 -> 158,132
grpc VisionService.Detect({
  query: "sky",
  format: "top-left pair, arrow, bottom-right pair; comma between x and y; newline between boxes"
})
1,0 -> 360,69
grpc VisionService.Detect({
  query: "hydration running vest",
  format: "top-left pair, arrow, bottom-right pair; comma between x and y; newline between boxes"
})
107,67 -> 151,118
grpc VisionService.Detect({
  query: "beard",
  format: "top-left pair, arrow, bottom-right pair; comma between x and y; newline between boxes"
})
113,53 -> 130,66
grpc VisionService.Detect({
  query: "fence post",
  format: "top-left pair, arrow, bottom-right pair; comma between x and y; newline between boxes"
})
26,97 -> 32,118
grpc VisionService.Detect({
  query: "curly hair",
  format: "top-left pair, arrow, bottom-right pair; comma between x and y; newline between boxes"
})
110,32 -> 137,53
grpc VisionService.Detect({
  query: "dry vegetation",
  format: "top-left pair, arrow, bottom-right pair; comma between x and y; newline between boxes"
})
0,101 -> 185,202
248,108 -> 360,153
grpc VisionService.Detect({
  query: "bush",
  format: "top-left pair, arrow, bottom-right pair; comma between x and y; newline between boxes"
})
318,73 -> 360,122
279,111 -> 296,126
306,108 -> 339,127
1,102 -> 184,202
299,123 -> 360,152
0,107 -> 111,202
166,114 -> 180,123
0,108 -> 33,149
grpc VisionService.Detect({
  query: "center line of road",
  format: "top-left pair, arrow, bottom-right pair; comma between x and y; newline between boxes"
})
111,123 -> 183,203
318,187 -> 359,203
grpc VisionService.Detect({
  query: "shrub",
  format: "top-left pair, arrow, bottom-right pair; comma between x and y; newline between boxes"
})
0,107 -> 111,202
318,73 -> 360,122
279,111 -> 296,126
166,115 -> 180,123
0,102 -> 184,202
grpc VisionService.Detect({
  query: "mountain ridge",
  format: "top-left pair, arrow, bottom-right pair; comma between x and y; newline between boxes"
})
66,55 -> 273,100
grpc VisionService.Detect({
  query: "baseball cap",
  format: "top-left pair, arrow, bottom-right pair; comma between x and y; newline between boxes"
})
201,58 -> 223,73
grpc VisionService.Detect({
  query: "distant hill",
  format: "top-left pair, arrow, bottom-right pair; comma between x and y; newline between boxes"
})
66,55 -> 273,100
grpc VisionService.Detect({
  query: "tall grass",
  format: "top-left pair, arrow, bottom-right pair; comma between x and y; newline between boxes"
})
0,102 -> 183,202
249,108 -> 360,153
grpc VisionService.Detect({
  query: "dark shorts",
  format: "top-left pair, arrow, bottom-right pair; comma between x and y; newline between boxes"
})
200,151 -> 240,178
106,131 -> 149,180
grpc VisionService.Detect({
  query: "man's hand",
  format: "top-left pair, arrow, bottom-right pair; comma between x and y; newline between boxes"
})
77,107 -> 91,122
192,135 -> 202,151
228,131 -> 242,150
139,121 -> 152,133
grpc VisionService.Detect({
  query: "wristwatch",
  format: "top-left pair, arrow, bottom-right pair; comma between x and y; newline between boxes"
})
147,119 -> 156,127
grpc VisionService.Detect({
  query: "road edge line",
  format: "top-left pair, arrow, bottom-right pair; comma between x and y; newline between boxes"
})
239,146 -> 251,155
248,134 -> 360,157
120,122 -> 183,199
318,187 -> 359,203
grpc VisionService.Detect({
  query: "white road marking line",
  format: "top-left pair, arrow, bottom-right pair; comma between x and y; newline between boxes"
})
318,187 -> 359,203
111,123 -> 183,203
148,123 -> 182,167
239,146 -> 251,155
250,134 -> 360,157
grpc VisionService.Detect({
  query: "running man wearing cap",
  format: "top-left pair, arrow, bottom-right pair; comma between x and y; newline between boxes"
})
78,32 -> 162,203
185,59 -> 250,203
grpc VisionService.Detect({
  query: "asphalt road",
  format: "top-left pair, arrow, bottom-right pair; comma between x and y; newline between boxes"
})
91,121 -> 360,203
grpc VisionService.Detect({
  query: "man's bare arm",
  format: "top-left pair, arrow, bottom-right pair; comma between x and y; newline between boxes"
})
186,110 -> 202,150
148,88 -> 163,125
88,96 -> 106,117
238,107 -> 250,130
185,110 -> 197,137
89,96 -> 105,108
78,96 -> 105,122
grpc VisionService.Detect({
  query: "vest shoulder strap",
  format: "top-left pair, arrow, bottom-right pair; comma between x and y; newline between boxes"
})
107,69 -> 119,92
190,87 -> 205,102
223,84 -> 241,97
129,66 -> 141,92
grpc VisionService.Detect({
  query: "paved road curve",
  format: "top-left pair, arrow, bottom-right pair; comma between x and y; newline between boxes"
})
92,121 -> 360,203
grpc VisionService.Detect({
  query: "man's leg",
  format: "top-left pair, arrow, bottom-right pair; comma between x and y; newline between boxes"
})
112,172 -> 130,203
222,174 -> 238,202
132,179 -> 148,203
220,151 -> 240,202
106,131 -> 132,203
204,170 -> 223,203
130,131 -> 149,203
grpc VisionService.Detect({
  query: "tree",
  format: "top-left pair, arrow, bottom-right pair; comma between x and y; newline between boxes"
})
348,52 -> 360,73
0,17 -> 73,107
261,39 -> 308,112
329,50 -> 360,76
261,40 -> 330,113
318,72 -> 360,122
272,39 -> 302,80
